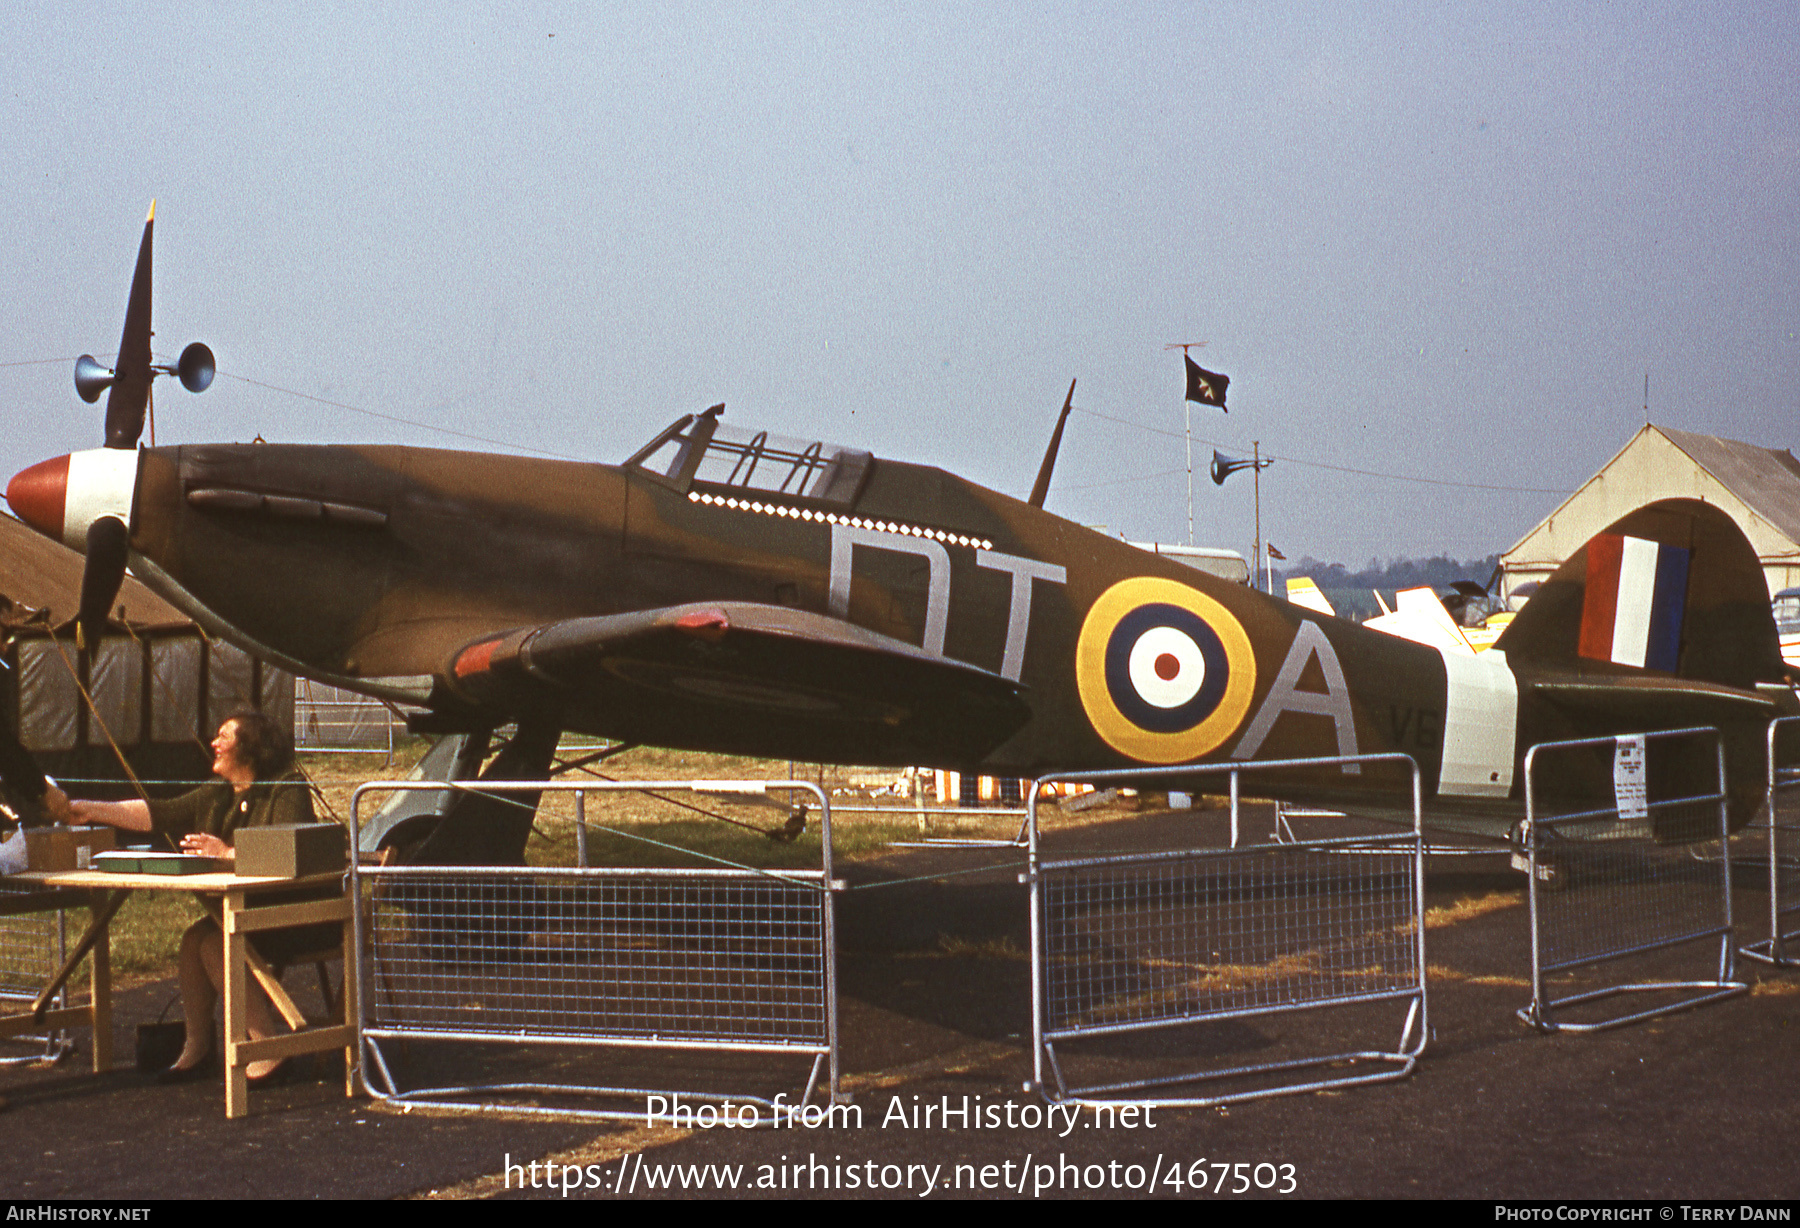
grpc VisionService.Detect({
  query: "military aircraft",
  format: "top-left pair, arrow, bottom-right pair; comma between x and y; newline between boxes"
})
8,207 -> 1795,860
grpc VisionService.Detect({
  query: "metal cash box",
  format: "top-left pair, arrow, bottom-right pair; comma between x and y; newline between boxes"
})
233,823 -> 349,878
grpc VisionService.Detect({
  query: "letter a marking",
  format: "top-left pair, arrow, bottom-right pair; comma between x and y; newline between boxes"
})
1231,621 -> 1361,773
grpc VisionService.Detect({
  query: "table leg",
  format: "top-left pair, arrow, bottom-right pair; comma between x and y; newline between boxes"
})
196,897 -> 308,1031
31,889 -> 126,1020
223,890 -> 248,1119
89,892 -> 111,1073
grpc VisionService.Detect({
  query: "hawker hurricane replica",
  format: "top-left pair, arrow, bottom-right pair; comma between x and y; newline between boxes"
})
9,207 -> 1793,860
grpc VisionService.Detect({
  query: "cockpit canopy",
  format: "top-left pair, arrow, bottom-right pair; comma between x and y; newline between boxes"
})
627,405 -> 873,508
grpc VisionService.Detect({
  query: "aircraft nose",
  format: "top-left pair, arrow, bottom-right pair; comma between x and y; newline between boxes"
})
7,455 -> 70,542
6,449 -> 139,551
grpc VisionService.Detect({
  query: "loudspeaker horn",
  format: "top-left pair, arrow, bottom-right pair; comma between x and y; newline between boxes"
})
175,342 -> 215,393
1210,449 -> 1270,486
74,355 -> 114,404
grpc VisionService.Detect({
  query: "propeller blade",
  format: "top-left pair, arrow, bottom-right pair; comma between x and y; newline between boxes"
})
103,202 -> 155,449
77,515 -> 130,650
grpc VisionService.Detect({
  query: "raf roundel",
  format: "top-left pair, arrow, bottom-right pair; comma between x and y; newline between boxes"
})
1076,577 -> 1258,763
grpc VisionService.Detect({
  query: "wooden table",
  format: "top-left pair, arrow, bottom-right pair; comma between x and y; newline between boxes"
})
6,869 -> 356,1118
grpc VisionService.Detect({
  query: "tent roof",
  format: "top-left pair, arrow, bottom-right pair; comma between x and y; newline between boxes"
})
1654,426 -> 1800,546
1504,424 -> 1800,561
0,514 -> 189,629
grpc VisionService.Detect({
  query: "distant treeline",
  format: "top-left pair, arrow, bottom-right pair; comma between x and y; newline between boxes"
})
1272,554 -> 1502,621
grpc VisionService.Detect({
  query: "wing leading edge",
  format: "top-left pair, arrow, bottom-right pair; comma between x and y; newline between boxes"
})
445,602 -> 1030,767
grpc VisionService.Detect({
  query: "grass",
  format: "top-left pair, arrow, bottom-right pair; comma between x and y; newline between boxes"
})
906,934 -> 1029,961
1423,891 -> 1521,929
106,891 -> 210,977
324,739 -> 1069,871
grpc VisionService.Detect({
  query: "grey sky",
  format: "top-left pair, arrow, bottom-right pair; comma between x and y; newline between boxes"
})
4,2 -> 1795,569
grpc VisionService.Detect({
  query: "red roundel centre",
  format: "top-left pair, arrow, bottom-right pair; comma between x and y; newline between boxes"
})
1154,653 -> 1181,681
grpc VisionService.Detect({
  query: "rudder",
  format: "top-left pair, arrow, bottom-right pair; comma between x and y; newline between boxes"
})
1495,498 -> 1784,689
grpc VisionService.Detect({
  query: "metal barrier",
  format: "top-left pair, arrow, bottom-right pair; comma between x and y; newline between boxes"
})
1740,715 -> 1800,966
1027,754 -> 1427,1109
1274,801 -> 1502,857
843,800 -> 1031,850
293,681 -> 402,759
351,778 -> 840,1123
1518,726 -> 1745,1032
0,882 -> 76,1066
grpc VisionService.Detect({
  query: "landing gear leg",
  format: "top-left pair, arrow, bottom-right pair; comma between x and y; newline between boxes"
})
406,721 -> 563,865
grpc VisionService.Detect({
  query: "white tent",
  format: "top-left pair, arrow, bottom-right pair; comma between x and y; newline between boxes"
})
1499,425 -> 1800,604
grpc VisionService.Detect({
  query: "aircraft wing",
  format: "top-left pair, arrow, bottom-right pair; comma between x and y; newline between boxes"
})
444,602 -> 1031,767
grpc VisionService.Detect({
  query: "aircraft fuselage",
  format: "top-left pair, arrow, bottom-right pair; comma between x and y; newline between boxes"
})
8,432 -> 1788,834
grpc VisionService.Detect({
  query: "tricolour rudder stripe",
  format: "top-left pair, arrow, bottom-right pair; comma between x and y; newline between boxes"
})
1577,533 -> 1689,670
1609,535 -> 1661,667
1577,532 -> 1624,661
1643,542 -> 1689,672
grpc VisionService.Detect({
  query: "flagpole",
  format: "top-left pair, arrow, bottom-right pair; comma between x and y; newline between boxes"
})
1167,341 -> 1211,547
1185,401 -> 1194,547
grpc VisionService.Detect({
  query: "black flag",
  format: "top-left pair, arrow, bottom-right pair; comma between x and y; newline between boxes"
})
1185,356 -> 1229,410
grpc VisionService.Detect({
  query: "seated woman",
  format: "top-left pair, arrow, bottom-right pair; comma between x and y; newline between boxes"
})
74,710 -> 318,1083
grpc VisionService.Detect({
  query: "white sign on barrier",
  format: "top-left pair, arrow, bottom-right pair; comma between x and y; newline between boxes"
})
1612,734 -> 1647,822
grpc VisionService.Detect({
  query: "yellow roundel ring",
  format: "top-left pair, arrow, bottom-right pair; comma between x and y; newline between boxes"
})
1076,577 -> 1258,764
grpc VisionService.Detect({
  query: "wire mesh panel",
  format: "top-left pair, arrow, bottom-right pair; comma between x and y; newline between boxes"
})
1043,843 -> 1420,1034
1028,755 -> 1426,1109
366,868 -> 827,1045
352,779 -> 839,1122
0,884 -> 64,998
1742,716 -> 1800,966
0,882 -> 75,1065
1519,727 -> 1745,1032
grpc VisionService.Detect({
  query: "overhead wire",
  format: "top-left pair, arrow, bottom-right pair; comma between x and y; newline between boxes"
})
1065,466 -> 1185,491
15,346 -> 1562,496
213,371 -> 581,460
5,348 -> 575,459
1070,405 -> 1575,496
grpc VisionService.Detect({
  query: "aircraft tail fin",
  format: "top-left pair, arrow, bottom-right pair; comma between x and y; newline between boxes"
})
1493,498 -> 1785,689
1284,576 -> 1335,616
